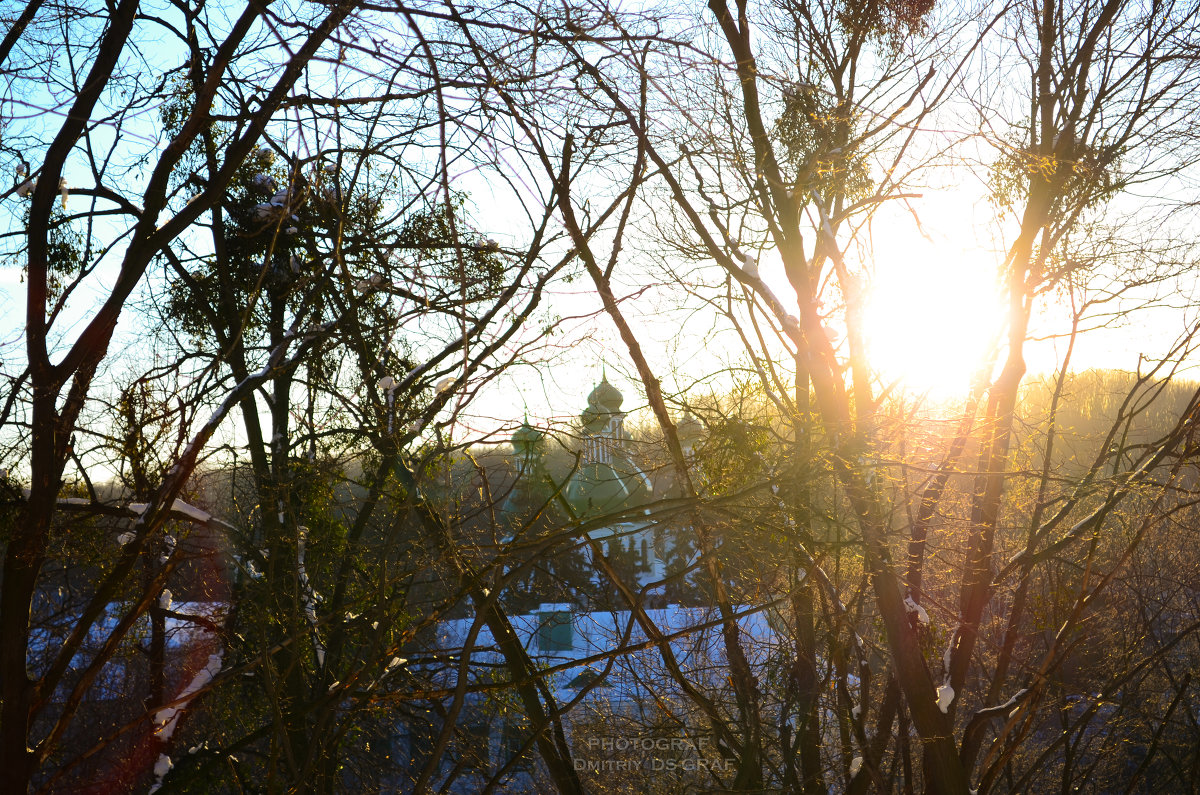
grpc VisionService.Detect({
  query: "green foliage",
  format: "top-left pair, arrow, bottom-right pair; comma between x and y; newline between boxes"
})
45,207 -> 85,301
164,145 -> 389,344
837,0 -> 937,43
989,133 -> 1125,214
774,88 -> 873,203
17,205 -> 86,303
160,72 -> 198,139
114,378 -> 177,497
160,72 -> 225,194
395,194 -> 506,299
691,415 -> 773,495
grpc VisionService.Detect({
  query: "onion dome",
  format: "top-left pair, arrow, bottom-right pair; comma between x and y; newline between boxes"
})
511,420 -> 544,455
677,412 -> 703,447
587,377 -> 623,413
501,420 -> 555,531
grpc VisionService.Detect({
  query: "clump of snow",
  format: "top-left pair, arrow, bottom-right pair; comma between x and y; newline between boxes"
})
148,753 -> 173,793
159,589 -> 173,611
1001,687 -> 1030,719
904,595 -> 930,625
154,653 -> 223,741
782,81 -> 815,100
849,756 -> 863,777
171,500 -> 210,523
741,252 -> 758,279
252,173 -> 277,193
943,629 -> 958,676
160,535 -> 176,565
435,377 -> 454,393
851,704 -> 862,720
153,753 -> 172,777
253,202 -> 282,220
355,274 -> 387,293
936,684 -> 955,713
117,531 -> 136,546
297,526 -> 326,667
127,499 -> 211,524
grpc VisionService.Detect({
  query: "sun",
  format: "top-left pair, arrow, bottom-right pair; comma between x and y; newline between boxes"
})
861,244 -> 1006,400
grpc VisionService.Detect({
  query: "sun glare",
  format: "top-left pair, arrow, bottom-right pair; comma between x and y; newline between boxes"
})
862,246 -> 1005,400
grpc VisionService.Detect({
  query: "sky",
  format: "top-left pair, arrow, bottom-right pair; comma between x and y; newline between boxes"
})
4,0 -> 1199,474
5,137 -> 1188,464
447,166 -> 1199,447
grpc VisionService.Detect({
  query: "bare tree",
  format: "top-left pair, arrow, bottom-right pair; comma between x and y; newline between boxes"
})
6,1 -> 1200,793
456,0 -> 1200,792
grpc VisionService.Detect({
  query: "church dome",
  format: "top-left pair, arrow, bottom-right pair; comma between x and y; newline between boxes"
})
677,412 -> 703,446
511,420 -> 545,460
512,421 -> 543,446
587,377 -> 623,413
501,421 -> 556,533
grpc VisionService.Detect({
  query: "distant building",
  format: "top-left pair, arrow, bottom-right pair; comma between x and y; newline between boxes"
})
392,384 -> 757,792
566,377 -> 651,516
501,379 -> 699,598
400,603 -> 781,794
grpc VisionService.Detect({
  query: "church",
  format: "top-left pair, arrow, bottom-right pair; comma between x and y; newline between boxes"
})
391,384 -> 787,792
500,376 -> 704,600
393,383 -> 783,794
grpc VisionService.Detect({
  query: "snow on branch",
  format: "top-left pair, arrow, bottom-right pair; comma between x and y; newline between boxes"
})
148,652 -> 224,794
36,313 -> 340,709
19,490 -> 229,530
297,525 -> 326,668
972,687 -> 1032,721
